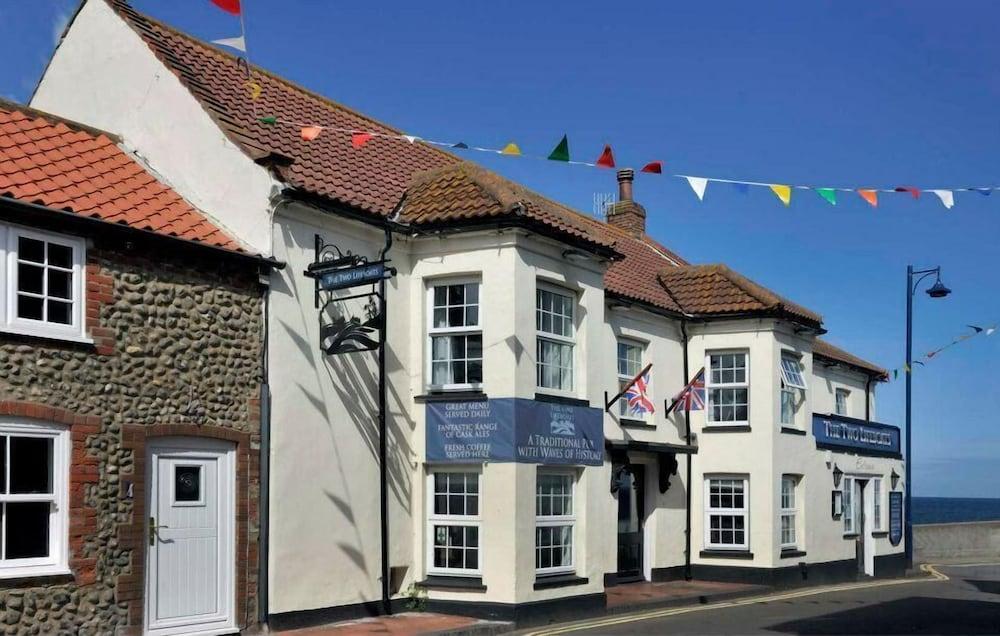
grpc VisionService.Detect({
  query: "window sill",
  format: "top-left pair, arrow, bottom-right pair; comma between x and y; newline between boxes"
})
533,574 -> 589,590
0,567 -> 73,584
414,391 -> 487,403
780,549 -> 807,559
701,425 -> 752,433
417,575 -> 486,591
0,326 -> 93,347
534,393 -> 590,407
842,533 -> 859,539
779,426 -> 807,436
871,530 -> 889,538
699,550 -> 754,560
619,418 -> 654,429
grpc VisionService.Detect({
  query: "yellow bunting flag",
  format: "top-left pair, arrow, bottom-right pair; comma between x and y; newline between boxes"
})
243,81 -> 262,101
500,142 -> 522,156
770,184 -> 791,206
857,189 -> 878,207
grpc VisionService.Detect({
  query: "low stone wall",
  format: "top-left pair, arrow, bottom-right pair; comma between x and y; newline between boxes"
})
914,521 -> 1000,564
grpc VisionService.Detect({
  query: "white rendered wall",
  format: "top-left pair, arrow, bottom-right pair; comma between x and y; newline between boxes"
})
32,0 -> 277,253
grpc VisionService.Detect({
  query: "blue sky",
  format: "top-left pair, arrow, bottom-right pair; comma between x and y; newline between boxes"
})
3,1 -> 998,496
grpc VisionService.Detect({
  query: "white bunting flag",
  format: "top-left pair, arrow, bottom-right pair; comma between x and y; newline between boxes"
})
929,189 -> 954,209
211,36 -> 246,52
988,327 -> 996,336
403,135 -> 419,144
686,176 -> 708,201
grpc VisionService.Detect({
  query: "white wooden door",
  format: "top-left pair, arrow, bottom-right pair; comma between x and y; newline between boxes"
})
146,438 -> 236,636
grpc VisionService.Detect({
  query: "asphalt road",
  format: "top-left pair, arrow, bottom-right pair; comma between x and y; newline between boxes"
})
534,565 -> 1000,635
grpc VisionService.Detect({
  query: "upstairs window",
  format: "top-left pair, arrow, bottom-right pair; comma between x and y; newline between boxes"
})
616,340 -> 645,419
707,352 -> 749,426
1,224 -> 85,341
428,282 -> 482,389
536,287 -> 575,392
779,354 -> 806,426
0,420 -> 69,578
835,388 -> 850,416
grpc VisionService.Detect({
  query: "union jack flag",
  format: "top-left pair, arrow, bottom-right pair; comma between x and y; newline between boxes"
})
667,368 -> 706,415
625,370 -> 655,416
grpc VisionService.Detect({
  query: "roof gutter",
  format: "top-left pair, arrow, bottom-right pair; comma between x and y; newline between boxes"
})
0,196 -> 284,270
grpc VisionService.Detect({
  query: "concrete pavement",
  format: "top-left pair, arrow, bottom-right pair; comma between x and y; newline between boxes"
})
519,564 -> 1000,635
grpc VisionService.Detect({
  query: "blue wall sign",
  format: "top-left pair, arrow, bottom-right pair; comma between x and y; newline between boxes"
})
426,398 -> 604,466
889,491 -> 903,547
319,262 -> 387,291
812,414 -> 901,456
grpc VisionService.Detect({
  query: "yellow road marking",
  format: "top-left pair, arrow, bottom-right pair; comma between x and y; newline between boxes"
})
521,565 -> 949,636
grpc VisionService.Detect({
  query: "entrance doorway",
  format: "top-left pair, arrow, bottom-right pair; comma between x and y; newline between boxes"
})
615,463 -> 645,581
145,438 -> 236,636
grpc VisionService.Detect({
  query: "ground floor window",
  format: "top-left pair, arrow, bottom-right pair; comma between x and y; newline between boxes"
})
536,471 -> 575,575
780,475 -> 799,550
705,476 -> 749,550
843,476 -> 856,534
0,420 -> 68,577
427,470 -> 481,575
872,477 -> 883,531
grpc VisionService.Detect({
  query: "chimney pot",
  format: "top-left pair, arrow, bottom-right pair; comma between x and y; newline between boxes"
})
617,168 -> 634,202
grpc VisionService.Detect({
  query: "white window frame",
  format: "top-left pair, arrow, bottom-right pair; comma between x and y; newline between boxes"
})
1,223 -> 88,343
535,470 -> 576,576
535,284 -> 576,395
426,468 -> 482,577
872,477 -> 884,531
616,339 -> 647,420
843,476 -> 856,535
704,475 -> 750,551
706,351 -> 750,427
0,419 -> 70,579
835,388 -> 850,417
426,279 -> 483,391
780,475 -> 798,550
779,353 -> 805,427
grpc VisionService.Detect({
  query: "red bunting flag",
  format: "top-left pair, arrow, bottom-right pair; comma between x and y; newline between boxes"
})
640,161 -> 663,174
351,133 -> 373,148
301,126 -> 322,141
210,0 -> 241,15
894,186 -> 921,199
857,189 -> 878,207
596,145 -> 615,168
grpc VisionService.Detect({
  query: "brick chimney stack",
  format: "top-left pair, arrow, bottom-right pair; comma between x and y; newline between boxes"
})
605,168 -> 646,235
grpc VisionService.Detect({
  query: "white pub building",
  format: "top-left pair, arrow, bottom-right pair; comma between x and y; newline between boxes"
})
29,0 -> 905,630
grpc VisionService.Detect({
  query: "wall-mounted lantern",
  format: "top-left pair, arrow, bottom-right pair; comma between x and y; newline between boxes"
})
832,463 -> 843,488
891,468 -> 900,491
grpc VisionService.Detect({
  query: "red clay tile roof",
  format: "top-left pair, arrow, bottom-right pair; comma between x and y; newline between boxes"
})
657,264 -> 823,327
813,338 -> 888,380
0,101 -> 241,251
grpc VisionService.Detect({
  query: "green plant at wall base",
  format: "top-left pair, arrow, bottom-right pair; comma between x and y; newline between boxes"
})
403,583 -> 428,612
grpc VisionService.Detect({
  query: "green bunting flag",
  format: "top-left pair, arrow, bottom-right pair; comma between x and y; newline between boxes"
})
816,188 -> 837,205
548,135 -> 570,162
258,116 -> 277,125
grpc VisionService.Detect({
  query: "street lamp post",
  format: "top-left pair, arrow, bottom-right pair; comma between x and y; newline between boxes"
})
905,265 -> 951,570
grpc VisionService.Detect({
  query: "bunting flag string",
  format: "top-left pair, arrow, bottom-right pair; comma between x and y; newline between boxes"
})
213,1 -> 1000,211
888,322 -> 997,380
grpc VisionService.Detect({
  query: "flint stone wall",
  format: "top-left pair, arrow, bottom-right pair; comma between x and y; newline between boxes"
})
0,238 -> 263,635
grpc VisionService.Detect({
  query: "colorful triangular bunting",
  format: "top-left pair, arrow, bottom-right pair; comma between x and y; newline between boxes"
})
211,36 -> 246,52
351,133 -> 373,149
972,188 -> 992,196
258,116 -> 277,125
857,189 -> 878,207
402,135 -> 419,144
816,188 -> 837,205
452,142 -> 469,149
640,161 -> 663,174
929,189 -> 954,209
548,135 -> 570,162
301,126 -> 322,141
732,183 -> 750,195
596,145 -> 615,168
770,184 -> 791,206
210,0 -> 242,15
686,176 -> 708,201
500,142 -> 521,156
894,186 -> 921,199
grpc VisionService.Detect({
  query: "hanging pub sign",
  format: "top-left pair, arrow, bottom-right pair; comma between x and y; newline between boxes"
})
889,491 -> 903,547
303,234 -> 397,356
425,398 -> 604,466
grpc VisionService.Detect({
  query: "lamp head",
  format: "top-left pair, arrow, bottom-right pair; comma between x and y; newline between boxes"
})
926,278 -> 951,298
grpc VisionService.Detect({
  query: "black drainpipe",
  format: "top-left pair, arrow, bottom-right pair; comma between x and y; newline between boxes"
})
864,376 -> 874,422
258,279 -> 271,626
681,320 -> 693,581
377,223 -> 394,616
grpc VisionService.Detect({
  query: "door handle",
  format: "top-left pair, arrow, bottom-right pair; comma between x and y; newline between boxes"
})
149,517 -> 170,545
